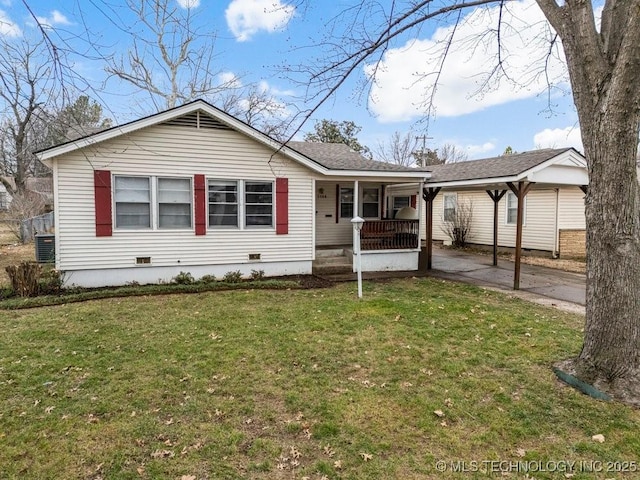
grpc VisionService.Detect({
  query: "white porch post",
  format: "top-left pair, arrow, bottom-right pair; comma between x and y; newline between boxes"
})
417,181 -> 424,245
352,180 -> 359,249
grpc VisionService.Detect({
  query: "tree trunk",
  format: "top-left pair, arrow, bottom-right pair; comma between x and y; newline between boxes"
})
536,0 -> 640,404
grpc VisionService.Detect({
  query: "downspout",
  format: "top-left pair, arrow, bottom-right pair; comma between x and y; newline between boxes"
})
353,180 -> 359,253
553,188 -> 560,258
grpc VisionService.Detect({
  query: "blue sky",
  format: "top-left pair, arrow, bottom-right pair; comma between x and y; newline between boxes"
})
2,0 -> 586,159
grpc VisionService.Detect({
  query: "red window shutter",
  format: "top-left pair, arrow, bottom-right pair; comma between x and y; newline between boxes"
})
94,170 -> 112,237
276,177 -> 288,234
194,174 -> 206,235
411,195 -> 417,209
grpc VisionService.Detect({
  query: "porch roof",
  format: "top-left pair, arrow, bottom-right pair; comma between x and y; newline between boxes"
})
424,148 -> 588,188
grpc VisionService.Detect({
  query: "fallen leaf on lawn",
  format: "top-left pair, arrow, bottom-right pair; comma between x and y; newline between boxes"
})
150,449 -> 174,459
289,446 -> 301,459
516,448 -> 526,457
334,460 -> 343,469
323,445 -> 335,457
181,476 -> 196,480
290,459 -> 300,467
592,434 -> 605,443
565,474 -> 575,478
136,466 -> 145,475
440,420 -> 448,427
433,410 -> 445,418
303,428 -> 312,439
276,463 -> 287,470
165,418 -> 174,425
444,398 -> 453,407
360,452 -> 373,461
394,314 -> 401,321
87,414 -> 99,423
45,406 -> 55,414
209,332 -> 221,340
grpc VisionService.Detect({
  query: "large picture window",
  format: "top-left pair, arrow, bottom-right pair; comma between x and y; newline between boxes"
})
245,182 -> 273,227
114,176 -> 151,228
157,177 -> 192,228
208,180 -> 238,227
340,187 -> 354,218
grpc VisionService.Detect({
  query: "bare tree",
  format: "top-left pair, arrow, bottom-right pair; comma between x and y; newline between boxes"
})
439,143 -> 468,163
292,0 -> 640,404
105,0 -> 235,111
375,131 -> 418,166
0,35 -> 58,195
440,199 -> 474,247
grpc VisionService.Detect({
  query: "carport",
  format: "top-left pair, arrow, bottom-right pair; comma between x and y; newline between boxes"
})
420,148 -> 588,290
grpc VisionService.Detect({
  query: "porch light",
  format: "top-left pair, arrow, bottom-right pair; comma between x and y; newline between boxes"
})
351,216 -> 365,298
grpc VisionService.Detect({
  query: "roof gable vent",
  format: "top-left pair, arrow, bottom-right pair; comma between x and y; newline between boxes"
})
162,110 -> 231,130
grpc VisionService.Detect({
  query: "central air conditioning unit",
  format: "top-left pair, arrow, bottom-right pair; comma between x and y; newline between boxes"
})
35,233 -> 55,263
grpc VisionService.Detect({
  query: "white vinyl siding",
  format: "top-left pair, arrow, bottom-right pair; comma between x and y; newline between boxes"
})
114,176 -> 151,229
54,120 -> 314,271
158,177 -> 192,229
430,189 -> 557,252
558,187 -> 586,229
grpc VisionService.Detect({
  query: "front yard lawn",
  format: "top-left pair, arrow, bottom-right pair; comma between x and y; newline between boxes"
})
1,278 -> 638,479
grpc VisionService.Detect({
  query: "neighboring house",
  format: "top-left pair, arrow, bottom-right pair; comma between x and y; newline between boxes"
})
0,176 -> 53,211
36,100 -> 430,287
0,182 -> 11,210
389,148 -> 590,258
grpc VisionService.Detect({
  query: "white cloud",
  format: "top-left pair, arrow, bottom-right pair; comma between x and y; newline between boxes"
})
0,9 -> 21,37
464,142 -> 496,158
36,10 -> 72,27
219,71 -> 243,88
365,0 -> 568,122
177,0 -> 200,8
225,0 -> 295,42
533,126 -> 582,150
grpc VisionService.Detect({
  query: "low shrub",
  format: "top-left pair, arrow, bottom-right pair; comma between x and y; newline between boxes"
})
172,271 -> 195,285
250,269 -> 265,281
222,270 -> 243,283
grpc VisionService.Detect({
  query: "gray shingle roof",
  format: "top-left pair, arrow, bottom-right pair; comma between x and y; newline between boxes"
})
287,141 -> 425,172
426,148 -> 574,183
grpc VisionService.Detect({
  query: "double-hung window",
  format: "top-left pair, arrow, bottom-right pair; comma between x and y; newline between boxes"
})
392,196 -> 410,219
114,176 -> 151,229
245,182 -> 273,227
443,193 -> 457,222
362,187 -> 380,218
506,192 -> 526,225
208,180 -> 239,227
157,177 -> 192,228
339,187 -> 354,218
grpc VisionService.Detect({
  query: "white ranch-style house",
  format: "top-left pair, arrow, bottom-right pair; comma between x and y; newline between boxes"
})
36,100 -> 431,287
36,100 -> 590,289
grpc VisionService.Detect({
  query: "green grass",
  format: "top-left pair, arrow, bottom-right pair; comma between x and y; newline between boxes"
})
1,278 -> 638,479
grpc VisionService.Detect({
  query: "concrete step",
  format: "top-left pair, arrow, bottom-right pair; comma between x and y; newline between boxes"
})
312,262 -> 353,275
315,248 -> 346,258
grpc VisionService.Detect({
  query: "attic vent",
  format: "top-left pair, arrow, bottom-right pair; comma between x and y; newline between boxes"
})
162,111 -> 230,130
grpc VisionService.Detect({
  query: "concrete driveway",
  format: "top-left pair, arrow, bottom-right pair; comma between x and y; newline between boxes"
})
429,247 -> 586,307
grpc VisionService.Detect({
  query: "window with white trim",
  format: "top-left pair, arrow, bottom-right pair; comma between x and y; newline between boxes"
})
506,192 -> 526,225
245,181 -> 273,227
362,187 -> 380,218
208,180 -> 239,227
443,193 -> 457,222
392,196 -> 410,219
339,187 -> 354,218
157,177 -> 192,228
114,176 -> 151,229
